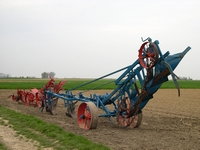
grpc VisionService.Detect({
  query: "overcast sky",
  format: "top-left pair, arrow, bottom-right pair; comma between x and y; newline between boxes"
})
0,0 -> 199,79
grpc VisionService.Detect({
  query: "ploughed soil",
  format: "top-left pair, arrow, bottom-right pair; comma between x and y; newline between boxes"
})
0,89 -> 200,150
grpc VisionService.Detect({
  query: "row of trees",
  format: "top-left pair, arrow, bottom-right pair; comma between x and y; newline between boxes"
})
0,73 -> 10,78
0,72 -> 56,78
41,72 -> 56,78
178,76 -> 193,80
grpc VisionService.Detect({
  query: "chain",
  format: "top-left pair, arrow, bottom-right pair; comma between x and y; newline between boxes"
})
130,68 -> 152,116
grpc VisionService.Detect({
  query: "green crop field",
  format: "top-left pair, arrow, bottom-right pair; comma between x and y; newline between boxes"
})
161,80 -> 200,89
0,78 -> 199,89
0,78 -> 117,90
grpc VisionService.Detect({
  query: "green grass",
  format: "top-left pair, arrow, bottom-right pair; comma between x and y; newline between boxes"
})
0,78 -> 117,90
0,78 -> 199,90
0,105 -> 110,150
160,80 -> 200,89
0,142 -> 7,150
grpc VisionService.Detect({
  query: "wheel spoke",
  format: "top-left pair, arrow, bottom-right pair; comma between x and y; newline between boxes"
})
118,97 -> 133,127
139,42 -> 159,69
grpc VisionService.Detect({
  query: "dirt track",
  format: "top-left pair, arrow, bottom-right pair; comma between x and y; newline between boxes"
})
0,89 -> 200,150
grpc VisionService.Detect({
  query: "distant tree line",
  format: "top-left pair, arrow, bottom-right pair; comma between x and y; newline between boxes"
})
0,72 -> 56,78
0,73 -> 10,78
41,72 -> 56,78
178,76 -> 193,80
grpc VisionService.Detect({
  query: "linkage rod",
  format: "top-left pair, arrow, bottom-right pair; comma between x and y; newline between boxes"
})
67,65 -> 130,91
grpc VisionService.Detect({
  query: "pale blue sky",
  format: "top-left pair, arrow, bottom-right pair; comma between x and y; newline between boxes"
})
0,0 -> 199,79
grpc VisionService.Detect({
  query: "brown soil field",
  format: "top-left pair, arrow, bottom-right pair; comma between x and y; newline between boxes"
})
0,89 -> 200,150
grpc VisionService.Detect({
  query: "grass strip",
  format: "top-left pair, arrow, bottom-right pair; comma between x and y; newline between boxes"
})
0,105 -> 110,150
0,142 -> 7,150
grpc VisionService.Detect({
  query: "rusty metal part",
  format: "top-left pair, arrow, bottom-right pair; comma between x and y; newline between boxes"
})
128,68 -> 152,118
117,67 -> 152,124
139,42 -> 159,69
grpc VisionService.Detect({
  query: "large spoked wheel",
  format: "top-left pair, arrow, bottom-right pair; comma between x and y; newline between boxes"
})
130,112 -> 143,128
118,97 -> 132,127
139,42 -> 159,69
77,102 -> 98,130
118,97 -> 143,128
